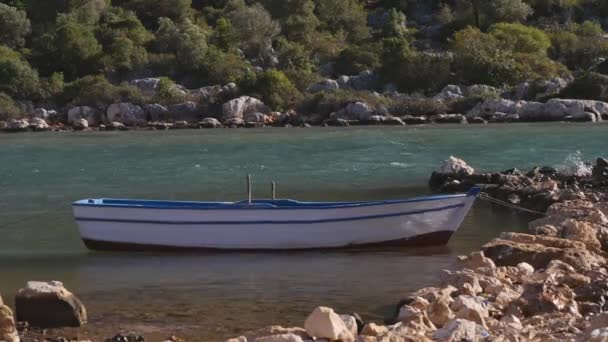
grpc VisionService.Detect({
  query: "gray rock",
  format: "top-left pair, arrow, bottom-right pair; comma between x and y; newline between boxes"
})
468,116 -> 487,124
567,112 -> 598,122
470,99 -> 517,118
336,76 -> 350,88
107,122 -> 128,131
67,106 -> 102,127
517,101 -> 545,121
168,101 -> 200,123
129,78 -> 160,97
433,85 -> 464,102
73,118 -> 88,130
344,70 -> 377,91
333,101 -> 373,121
535,77 -> 569,100
307,79 -> 339,93
365,115 -> 386,124
326,118 -> 351,127
106,103 -> 146,126
199,117 -> 222,128
244,112 -> 268,124
144,104 -> 169,122
173,120 -> 190,128
15,281 -> 87,328
225,117 -> 245,128
222,96 -> 269,123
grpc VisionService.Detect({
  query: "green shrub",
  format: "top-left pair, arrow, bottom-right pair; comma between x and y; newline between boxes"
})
0,92 -> 21,120
299,89 -> 389,116
334,44 -> 380,76
450,92 -> 501,114
153,77 -> 187,105
389,95 -> 450,116
61,74 -> 144,108
549,21 -> 608,71
560,72 -> 608,102
0,45 -> 40,98
255,69 -> 303,111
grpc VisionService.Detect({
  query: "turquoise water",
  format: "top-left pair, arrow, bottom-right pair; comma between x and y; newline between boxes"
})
0,124 -> 607,340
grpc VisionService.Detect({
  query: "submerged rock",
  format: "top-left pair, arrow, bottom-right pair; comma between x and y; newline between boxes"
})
15,281 -> 87,328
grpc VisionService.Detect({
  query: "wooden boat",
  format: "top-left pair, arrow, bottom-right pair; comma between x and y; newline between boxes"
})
72,187 -> 480,251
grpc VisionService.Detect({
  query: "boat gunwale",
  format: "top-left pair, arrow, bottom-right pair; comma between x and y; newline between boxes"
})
72,187 -> 481,211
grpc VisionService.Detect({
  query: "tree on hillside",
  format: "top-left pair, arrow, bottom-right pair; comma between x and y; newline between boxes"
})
113,0 -> 192,28
261,0 -> 320,42
0,3 -> 31,48
314,0 -> 369,42
0,45 -> 40,98
155,17 -> 208,73
229,3 -> 280,59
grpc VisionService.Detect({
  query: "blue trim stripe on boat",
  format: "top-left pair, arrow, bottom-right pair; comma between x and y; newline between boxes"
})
75,203 -> 465,225
72,187 -> 480,211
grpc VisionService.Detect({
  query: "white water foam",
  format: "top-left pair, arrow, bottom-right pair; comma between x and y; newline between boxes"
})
557,151 -> 593,177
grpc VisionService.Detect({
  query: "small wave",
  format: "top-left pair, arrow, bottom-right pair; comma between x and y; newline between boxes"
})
557,151 -> 593,176
390,162 -> 412,168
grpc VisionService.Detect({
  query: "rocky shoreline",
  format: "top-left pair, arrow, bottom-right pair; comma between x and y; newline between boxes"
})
221,157 -> 608,341
3,76 -> 608,133
4,157 -> 608,341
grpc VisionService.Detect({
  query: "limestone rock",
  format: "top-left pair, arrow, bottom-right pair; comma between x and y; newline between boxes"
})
106,103 -> 146,126
243,326 -> 310,341
517,262 -> 534,276
244,112 -> 268,124
168,102 -> 200,123
222,96 -> 270,122
15,281 -> 87,328
431,114 -> 467,124
145,104 -> 170,122
333,102 -> 373,121
451,295 -> 488,328
308,79 -> 339,92
200,117 -> 222,128
562,219 -> 602,250
254,333 -> 304,342
67,106 -> 101,126
360,323 -> 388,337
5,118 -> 29,131
29,117 -> 50,131
304,307 -> 354,342
73,118 -> 89,130
0,302 -> 19,342
433,85 -> 463,102
400,115 -> 428,125
440,156 -> 475,176
457,251 -> 496,270
433,319 -> 478,342
339,315 -> 358,337
129,78 -> 161,96
427,296 -> 454,328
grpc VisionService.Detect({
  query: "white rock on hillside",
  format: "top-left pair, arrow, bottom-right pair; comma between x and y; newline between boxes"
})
308,79 -> 339,92
440,156 -> 475,176
304,307 -> 354,342
67,106 -> 101,126
222,96 -> 270,122
129,78 -> 160,96
106,103 -> 146,126
433,85 -> 463,102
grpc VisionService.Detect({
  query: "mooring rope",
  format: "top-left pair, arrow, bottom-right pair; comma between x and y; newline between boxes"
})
478,192 -> 546,216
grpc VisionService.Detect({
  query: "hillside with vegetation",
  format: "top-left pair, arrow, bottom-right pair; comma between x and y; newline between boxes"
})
1,0 -> 608,126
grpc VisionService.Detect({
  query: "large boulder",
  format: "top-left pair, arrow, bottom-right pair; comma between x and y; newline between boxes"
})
106,103 -> 146,126
168,102 -> 200,123
244,112 -> 268,124
307,79 -> 340,93
433,85 -> 463,102
31,108 -> 49,120
29,117 -> 50,131
304,307 -> 354,342
129,78 -> 160,97
199,117 -> 222,128
433,319 -> 479,342
222,96 -> 270,123
67,106 -> 102,127
465,84 -> 497,96
144,104 -> 170,122
333,101 -> 373,121
15,281 -> 87,328
517,101 -> 545,121
0,296 -> 18,342
470,99 -> 517,118
342,70 -> 377,91
431,114 -> 467,124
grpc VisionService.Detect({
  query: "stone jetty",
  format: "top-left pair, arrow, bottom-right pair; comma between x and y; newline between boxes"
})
226,156 -> 608,342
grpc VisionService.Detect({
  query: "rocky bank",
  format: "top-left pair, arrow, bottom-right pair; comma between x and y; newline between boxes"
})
3,76 -> 608,133
224,156 -> 608,342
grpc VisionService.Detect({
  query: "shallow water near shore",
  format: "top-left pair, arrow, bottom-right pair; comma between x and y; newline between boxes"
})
1,123 -> 608,340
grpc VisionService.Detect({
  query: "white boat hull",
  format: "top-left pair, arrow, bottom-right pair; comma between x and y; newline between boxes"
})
72,189 -> 479,251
